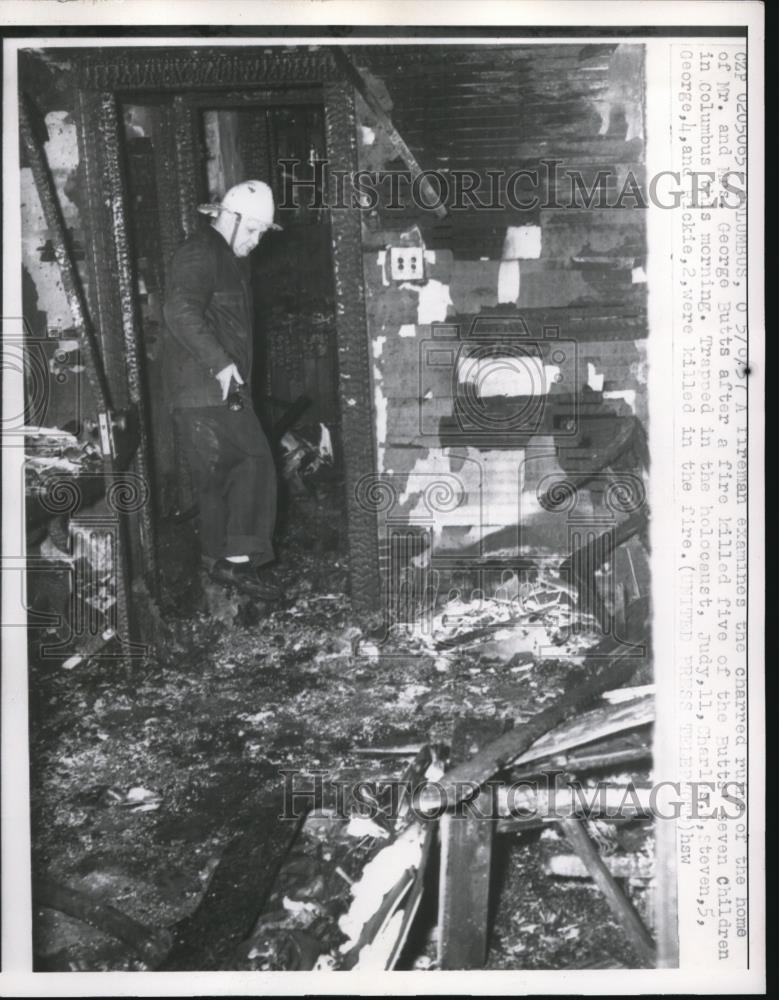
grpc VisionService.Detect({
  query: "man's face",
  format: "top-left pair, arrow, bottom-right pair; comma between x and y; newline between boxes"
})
232,218 -> 270,257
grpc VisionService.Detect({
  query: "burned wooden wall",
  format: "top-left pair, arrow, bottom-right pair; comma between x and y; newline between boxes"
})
352,43 -> 649,610
17,43 -> 650,616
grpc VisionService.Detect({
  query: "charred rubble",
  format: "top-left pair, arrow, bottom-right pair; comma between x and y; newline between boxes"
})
19,41 -> 659,972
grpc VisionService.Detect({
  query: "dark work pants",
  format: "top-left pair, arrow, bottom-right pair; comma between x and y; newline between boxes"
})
174,405 -> 277,564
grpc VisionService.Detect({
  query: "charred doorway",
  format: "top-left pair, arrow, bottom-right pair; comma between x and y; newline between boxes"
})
118,92 -> 343,547
50,46 -> 379,612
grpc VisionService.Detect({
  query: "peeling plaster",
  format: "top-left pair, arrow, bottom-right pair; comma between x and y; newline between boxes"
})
376,250 -> 390,286
632,352 -> 649,386
354,56 -> 648,568
400,278 -> 453,325
604,389 -> 636,412
44,111 -> 78,175
373,366 -> 387,473
587,362 -> 605,392
372,336 -> 389,471
394,446 -> 564,551
387,442 -> 589,558
543,366 -> 561,391
396,449 -> 482,544
590,43 -> 645,143
497,259 -> 520,304
502,224 -> 542,260
20,111 -> 84,336
21,171 -> 71,331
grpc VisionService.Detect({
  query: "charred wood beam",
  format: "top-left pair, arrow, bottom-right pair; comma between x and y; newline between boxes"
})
417,651 -> 642,814
558,510 -> 648,572
511,693 -> 653,769
97,92 -> 159,594
354,728 -> 653,777
332,47 -> 448,220
271,393 -> 312,441
558,509 -> 648,634
436,717 -> 503,970
509,743 -> 651,782
322,79 -> 381,611
150,102 -> 187,284
437,812 -> 494,970
559,816 -> 656,967
79,49 -> 340,91
172,96 -> 202,238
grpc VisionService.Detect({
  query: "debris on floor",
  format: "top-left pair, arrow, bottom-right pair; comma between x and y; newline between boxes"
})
29,491 -> 655,971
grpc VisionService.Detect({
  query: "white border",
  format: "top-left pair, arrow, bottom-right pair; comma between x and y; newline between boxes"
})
0,0 -> 764,28
1,2 -> 764,994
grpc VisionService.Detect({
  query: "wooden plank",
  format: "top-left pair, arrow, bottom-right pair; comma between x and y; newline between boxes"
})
512,693 -> 654,767
416,652 -> 642,814
559,817 -> 656,967
435,717 -> 504,969
437,812 -> 495,970
97,92 -> 160,594
545,852 -> 654,880
509,741 -> 651,783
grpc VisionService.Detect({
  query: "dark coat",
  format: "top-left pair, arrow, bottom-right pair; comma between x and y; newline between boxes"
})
163,223 -> 253,409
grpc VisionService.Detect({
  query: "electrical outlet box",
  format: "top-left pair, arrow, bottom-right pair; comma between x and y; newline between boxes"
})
389,246 -> 425,282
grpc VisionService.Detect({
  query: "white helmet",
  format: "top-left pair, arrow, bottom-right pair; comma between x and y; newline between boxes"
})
198,180 -> 282,231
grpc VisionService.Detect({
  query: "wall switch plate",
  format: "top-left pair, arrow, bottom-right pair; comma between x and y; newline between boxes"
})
389,246 -> 425,282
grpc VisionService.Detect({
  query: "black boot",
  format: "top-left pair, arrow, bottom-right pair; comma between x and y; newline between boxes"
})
210,559 -> 284,601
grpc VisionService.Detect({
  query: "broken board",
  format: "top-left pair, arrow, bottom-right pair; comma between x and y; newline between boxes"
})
511,691 -> 654,768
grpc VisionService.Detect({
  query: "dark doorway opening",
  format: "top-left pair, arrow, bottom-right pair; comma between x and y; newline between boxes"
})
198,103 -> 340,445
119,92 -> 345,584
57,46 -> 379,613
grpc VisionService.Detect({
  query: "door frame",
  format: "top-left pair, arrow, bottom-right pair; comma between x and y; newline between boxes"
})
71,46 -> 380,611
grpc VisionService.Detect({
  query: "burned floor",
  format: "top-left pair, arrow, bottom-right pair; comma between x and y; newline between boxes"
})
29,487 -> 657,972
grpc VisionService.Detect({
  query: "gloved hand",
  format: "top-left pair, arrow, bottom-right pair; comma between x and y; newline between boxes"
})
215,363 -> 244,401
